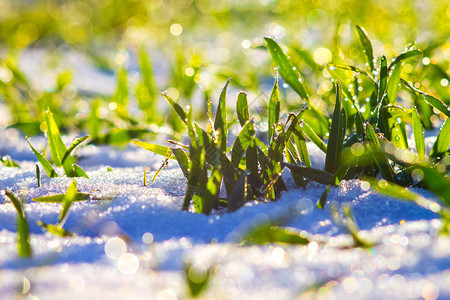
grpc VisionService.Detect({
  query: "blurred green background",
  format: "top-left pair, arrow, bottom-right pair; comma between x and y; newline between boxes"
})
0,0 -> 449,138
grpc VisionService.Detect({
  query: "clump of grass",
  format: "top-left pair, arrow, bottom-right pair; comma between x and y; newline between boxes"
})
27,107 -> 89,178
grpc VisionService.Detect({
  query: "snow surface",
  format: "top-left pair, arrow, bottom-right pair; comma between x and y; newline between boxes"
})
0,126 -> 449,300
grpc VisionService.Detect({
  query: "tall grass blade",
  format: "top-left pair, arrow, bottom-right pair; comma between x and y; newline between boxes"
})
379,56 -> 388,103
268,75 -> 281,142
388,50 -> 422,71
386,62 -> 402,104
412,108 -> 425,160
214,79 -> 231,152
227,173 -> 248,212
325,82 -> 343,173
356,26 -> 375,73
45,108 -> 77,177
365,123 -> 395,182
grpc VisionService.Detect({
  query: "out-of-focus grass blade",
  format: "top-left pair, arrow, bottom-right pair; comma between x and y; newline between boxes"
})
61,136 -> 89,166
185,262 -> 213,297
401,79 -> 450,118
236,92 -> 249,127
366,177 -> 444,213
214,79 -> 231,152
172,148 -> 190,180
301,121 -> 327,153
26,137 -> 58,177
412,108 -> 425,160
378,56 -> 388,103
330,202 -> 374,248
37,221 -> 74,237
2,190 -> 32,257
231,120 -> 255,169
418,166 -> 450,206
391,120 -> 408,150
227,173 -> 247,213
388,50 -> 422,71
386,62 -> 402,104
268,74 -> 280,142
1,155 -> 20,167
356,25 -> 375,73
112,68 -> 128,107
132,141 -> 175,158
264,37 -> 308,100
162,91 -> 187,123
325,82 -> 343,173
430,117 -> 450,159
33,192 -> 90,203
242,225 -> 310,245
136,47 -> 157,113
45,108 -> 77,177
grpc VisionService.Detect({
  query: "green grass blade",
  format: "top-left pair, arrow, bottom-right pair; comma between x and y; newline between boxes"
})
26,137 -> 58,177
293,130 -> 311,168
268,74 -> 281,142
301,121 -> 327,153
73,164 -> 89,178
153,148 -> 173,182
365,123 -> 395,181
132,141 -> 175,158
431,117 -> 450,159
162,91 -> 188,123
325,82 -> 343,173
412,108 -> 425,160
356,25 -> 375,73
227,173 -> 247,212
388,50 -> 422,71
37,221 -> 75,237
386,61 -> 402,104
379,56 -> 388,103
282,163 -> 333,184
172,148 -> 190,180
61,136 -> 89,166
401,79 -> 450,118
45,108 -> 77,176
231,120 -> 256,169
58,180 -> 77,225
236,92 -> 249,127
1,155 -> 20,167
366,177 -> 444,213
242,225 -> 310,245
264,37 -> 308,101
2,190 -> 32,257
214,79 -> 231,152
33,193 -> 90,203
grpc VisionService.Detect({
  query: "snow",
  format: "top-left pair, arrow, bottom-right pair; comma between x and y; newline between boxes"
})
0,126 -> 449,299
